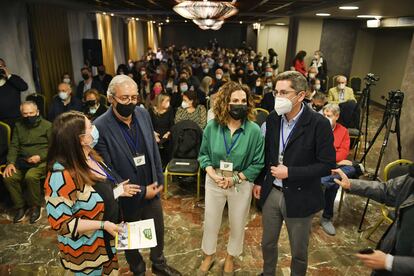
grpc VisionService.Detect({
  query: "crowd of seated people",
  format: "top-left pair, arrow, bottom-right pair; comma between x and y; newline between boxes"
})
1,45 -> 357,220
1,43 -> 412,276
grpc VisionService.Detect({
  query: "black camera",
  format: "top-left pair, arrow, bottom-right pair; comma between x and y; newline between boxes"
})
364,73 -> 379,85
386,90 -> 404,111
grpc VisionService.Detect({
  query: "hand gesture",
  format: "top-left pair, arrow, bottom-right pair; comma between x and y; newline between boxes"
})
103,221 -> 123,237
271,165 -> 288,180
145,183 -> 163,199
4,164 -> 17,178
332,169 -> 351,190
118,179 -> 141,197
27,155 -> 41,164
356,250 -> 387,270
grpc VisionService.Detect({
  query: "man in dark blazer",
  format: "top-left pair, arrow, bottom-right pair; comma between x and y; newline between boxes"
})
253,71 -> 336,276
76,66 -> 103,100
94,75 -> 181,276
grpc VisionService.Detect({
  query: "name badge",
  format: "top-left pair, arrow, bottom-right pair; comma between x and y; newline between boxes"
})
113,184 -> 124,199
278,154 -> 284,165
220,160 -> 233,172
134,155 -> 146,167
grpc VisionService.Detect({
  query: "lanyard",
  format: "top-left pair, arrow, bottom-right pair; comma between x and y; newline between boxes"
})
222,127 -> 242,158
119,121 -> 140,154
90,157 -> 117,184
280,118 -> 297,155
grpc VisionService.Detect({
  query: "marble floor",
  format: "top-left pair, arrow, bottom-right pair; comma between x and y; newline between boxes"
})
0,105 -> 395,275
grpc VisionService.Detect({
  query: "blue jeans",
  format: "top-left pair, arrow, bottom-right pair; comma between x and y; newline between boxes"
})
321,165 -> 356,219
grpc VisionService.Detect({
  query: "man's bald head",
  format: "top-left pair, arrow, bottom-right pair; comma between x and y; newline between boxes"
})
58,83 -> 72,94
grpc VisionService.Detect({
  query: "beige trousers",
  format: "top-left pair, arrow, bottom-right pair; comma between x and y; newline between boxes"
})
201,174 -> 253,256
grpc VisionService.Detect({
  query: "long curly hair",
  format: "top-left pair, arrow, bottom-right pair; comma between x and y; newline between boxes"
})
213,81 -> 256,126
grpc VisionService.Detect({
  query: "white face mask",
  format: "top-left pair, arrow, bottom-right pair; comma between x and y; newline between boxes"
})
180,84 -> 188,92
59,91 -> 69,100
274,97 -> 293,115
265,72 -> 273,77
216,74 -> 222,80
315,84 -> 321,90
203,68 -> 209,74
309,73 -> 316,79
181,101 -> 190,109
63,78 -> 71,84
266,82 -> 273,88
338,83 -> 346,90
89,107 -> 97,114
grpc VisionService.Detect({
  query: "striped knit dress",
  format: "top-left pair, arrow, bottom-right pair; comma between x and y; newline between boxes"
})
44,162 -> 118,275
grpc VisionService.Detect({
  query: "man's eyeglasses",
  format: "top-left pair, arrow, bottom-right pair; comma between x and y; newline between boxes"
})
113,95 -> 139,104
272,90 -> 297,97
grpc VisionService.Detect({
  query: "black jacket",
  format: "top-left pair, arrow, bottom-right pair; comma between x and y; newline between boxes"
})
76,79 -> 104,99
350,175 -> 414,276
0,75 -> 28,120
256,104 -> 336,217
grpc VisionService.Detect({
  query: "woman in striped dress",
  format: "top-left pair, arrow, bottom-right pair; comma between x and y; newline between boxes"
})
44,111 -> 140,275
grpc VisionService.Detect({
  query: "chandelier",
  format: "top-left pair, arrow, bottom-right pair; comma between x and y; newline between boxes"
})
173,0 -> 238,30
193,19 -> 224,30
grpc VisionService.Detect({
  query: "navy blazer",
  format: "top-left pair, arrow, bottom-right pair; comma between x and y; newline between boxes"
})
256,104 -> 336,218
94,106 -> 164,204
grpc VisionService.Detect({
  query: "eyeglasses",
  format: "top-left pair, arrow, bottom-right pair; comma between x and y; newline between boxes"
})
113,95 -> 139,104
272,90 -> 297,97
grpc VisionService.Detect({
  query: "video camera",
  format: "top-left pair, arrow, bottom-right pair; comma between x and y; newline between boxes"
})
384,90 -> 404,112
364,73 -> 379,86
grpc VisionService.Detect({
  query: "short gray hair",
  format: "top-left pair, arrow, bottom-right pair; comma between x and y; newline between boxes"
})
323,103 -> 340,116
20,101 -> 38,110
107,75 -> 138,96
275,71 -> 308,94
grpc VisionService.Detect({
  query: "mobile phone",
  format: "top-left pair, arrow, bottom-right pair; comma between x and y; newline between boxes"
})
358,248 -> 374,254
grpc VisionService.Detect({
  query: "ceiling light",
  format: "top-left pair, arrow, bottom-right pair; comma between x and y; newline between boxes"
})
316,13 -> 331,16
135,18 -> 139,21
102,12 -> 107,15
110,13 -> 114,17
339,6 -> 359,10
131,17 -> 135,20
253,22 -> 260,29
357,15 -> 381,18
275,23 -> 286,25
239,21 -> 243,24
173,1 -> 238,20
184,20 -> 188,22
166,18 -> 170,23
193,19 -> 224,30
367,19 -> 380,28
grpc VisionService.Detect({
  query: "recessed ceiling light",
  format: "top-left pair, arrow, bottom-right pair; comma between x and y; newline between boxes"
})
316,13 -> 331,16
131,17 -> 135,20
339,6 -> 359,10
110,13 -> 114,17
357,15 -> 381,18
135,18 -> 139,21
102,12 -> 107,15
240,21 -> 243,24
166,18 -> 170,23
275,23 -> 286,25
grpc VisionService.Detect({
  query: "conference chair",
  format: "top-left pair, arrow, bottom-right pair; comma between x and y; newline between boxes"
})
365,159 -> 413,242
163,120 -> 203,200
253,107 -> 269,127
0,121 -> 11,176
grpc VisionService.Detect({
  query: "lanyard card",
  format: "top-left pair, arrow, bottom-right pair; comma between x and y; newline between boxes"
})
220,160 -> 233,172
278,154 -> 284,165
133,154 -> 146,167
113,184 -> 124,199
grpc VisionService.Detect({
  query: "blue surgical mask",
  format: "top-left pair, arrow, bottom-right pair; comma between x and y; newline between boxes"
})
90,125 -> 99,148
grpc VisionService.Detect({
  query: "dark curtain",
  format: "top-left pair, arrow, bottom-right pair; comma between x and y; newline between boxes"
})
28,4 -> 73,108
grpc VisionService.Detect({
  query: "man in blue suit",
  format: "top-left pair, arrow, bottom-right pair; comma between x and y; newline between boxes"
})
94,75 -> 181,276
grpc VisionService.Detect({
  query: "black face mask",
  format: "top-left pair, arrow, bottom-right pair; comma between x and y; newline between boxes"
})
312,104 -> 323,112
82,73 -> 89,80
86,100 -> 96,107
229,104 -> 248,120
23,115 -> 39,127
115,101 -> 136,117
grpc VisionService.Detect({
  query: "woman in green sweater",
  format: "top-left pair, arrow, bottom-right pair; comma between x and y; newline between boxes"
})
197,82 -> 264,275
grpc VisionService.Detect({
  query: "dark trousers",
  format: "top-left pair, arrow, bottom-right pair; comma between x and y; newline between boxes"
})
321,165 -> 356,219
122,197 -> 166,275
